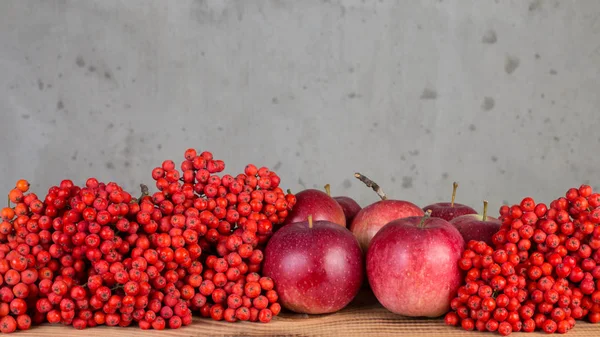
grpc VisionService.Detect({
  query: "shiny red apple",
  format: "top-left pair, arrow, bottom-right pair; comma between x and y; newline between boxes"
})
324,184 -> 362,226
334,196 -> 361,225
349,173 -> 424,251
450,200 -> 501,246
262,216 -> 364,314
422,182 -> 477,221
366,211 -> 465,317
282,188 -> 345,227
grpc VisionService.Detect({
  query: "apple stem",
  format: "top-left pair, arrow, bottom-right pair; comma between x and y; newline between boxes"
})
482,200 -> 488,221
354,172 -> 387,200
308,215 -> 313,229
420,209 -> 432,228
324,184 -> 331,196
451,182 -> 458,207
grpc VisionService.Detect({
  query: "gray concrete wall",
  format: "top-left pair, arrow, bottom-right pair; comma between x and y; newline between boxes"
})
1,0 -> 600,214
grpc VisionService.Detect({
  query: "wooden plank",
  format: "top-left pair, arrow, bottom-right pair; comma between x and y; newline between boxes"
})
13,289 -> 600,336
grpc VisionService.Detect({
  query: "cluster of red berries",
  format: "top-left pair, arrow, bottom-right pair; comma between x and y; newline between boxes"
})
445,185 -> 600,335
146,149 -> 294,323
0,149 -> 295,333
445,240 -> 576,335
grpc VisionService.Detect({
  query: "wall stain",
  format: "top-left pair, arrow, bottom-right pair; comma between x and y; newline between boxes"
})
57,100 -> 64,110
529,0 -> 542,11
342,179 -> 352,188
549,69 -> 557,75
505,55 -> 520,74
482,97 -> 495,111
76,56 -> 85,67
401,176 -> 413,189
482,30 -> 497,44
420,88 -> 437,100
37,79 -> 44,91
469,124 -> 476,131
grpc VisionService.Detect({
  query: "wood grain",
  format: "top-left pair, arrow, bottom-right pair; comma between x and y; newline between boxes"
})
13,289 -> 600,336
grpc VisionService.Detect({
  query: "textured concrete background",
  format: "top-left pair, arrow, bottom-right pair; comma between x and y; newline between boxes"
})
1,0 -> 600,215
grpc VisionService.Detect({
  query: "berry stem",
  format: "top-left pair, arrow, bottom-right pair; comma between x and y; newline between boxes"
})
139,184 -> 150,200
451,182 -> 458,207
419,209 -> 432,228
324,184 -> 331,196
287,189 -> 292,195
308,215 -> 313,229
7,195 -> 9,207
354,172 -> 387,200
482,200 -> 489,221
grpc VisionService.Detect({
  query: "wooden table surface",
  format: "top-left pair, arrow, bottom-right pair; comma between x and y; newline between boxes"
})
13,289 -> 600,336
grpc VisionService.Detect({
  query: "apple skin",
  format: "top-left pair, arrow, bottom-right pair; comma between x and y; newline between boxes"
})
262,220 -> 364,314
366,215 -> 465,317
349,199 -> 424,252
450,214 -> 501,246
422,202 -> 477,222
283,189 -> 346,227
333,196 -> 362,226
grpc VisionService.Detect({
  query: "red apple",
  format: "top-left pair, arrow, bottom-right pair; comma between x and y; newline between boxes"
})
262,216 -> 364,314
349,173 -> 424,251
324,184 -> 362,226
422,182 -> 477,221
366,211 -> 465,317
282,188 -> 345,227
449,200 -> 501,246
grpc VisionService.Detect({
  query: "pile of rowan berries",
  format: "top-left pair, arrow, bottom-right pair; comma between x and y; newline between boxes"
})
0,149 -> 295,333
445,185 -> 600,335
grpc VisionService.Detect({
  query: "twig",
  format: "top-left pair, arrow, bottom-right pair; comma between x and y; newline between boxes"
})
138,184 -> 150,202
354,172 -> 387,200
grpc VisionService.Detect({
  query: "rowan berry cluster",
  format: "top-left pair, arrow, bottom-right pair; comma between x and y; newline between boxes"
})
0,149 -> 295,333
445,185 -> 600,335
